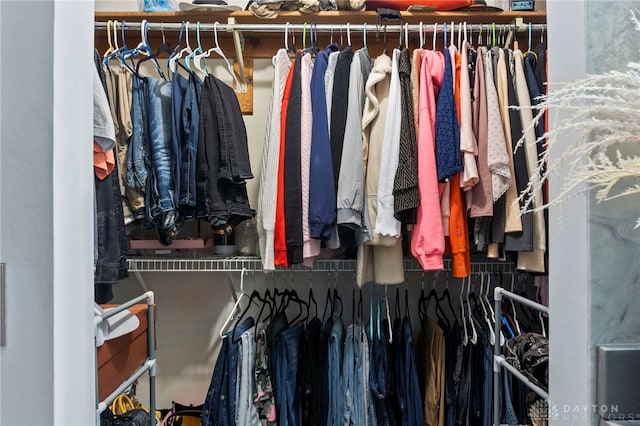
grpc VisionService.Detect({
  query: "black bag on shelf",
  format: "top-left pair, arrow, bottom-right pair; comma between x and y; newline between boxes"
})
100,408 -> 152,426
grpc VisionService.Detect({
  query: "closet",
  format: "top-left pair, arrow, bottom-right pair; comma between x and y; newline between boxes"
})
93,9 -> 550,426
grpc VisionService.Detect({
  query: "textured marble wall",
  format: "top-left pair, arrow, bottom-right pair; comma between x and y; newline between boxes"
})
586,0 -> 640,422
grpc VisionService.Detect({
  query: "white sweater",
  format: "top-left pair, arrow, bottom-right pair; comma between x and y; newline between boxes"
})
257,49 -> 291,271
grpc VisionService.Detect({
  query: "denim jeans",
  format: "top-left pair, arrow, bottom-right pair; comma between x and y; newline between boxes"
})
502,371 -> 519,425
343,324 -> 365,426
237,328 -> 261,426
369,333 -> 389,426
402,318 -> 424,426
455,344 -> 471,426
390,318 -> 404,425
443,324 -> 459,426
178,72 -> 202,220
360,327 -> 373,426
328,317 -> 345,426
274,322 -> 303,426
320,318 -> 334,426
483,346 -> 493,426
303,318 -> 322,426
196,75 -> 254,230
144,77 -> 180,242
127,76 -> 148,199
171,71 -> 187,208
202,317 -> 255,426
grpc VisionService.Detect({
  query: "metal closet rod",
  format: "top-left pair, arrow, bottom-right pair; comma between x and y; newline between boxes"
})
94,21 -> 545,33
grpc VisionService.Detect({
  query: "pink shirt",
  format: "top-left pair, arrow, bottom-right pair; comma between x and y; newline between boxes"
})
411,50 -> 446,271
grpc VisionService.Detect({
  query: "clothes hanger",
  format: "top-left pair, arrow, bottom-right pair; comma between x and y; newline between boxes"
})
432,23 -> 437,51
384,286 -> 393,343
363,22 -> 368,52
509,272 -> 523,335
537,285 -> 547,337
135,20 -> 170,79
460,278 -> 469,346
404,280 -> 411,324
418,22 -> 424,49
219,268 -> 251,338
207,21 -> 243,91
450,20 -> 455,48
402,22 -> 409,49
185,22 -> 204,73
478,272 -> 496,345
103,20 -> 115,58
307,271 -> 318,321
169,21 -> 192,74
466,275 -> 478,344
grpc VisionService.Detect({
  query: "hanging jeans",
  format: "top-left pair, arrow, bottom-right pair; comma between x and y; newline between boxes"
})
482,346 -> 493,426
127,76 -> 148,203
369,333 -> 390,426
179,72 -> 202,220
274,322 -> 303,426
202,317 -> 254,426
327,317 -> 345,426
237,328 -> 261,426
343,324 -> 365,426
402,318 -> 425,426
502,371 -> 519,425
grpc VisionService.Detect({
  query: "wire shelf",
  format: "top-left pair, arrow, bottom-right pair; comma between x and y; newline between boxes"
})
126,256 -> 514,273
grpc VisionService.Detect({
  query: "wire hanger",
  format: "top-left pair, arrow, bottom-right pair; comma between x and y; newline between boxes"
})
219,268 -> 250,338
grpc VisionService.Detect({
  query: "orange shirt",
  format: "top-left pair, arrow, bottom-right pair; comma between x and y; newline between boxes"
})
274,58 -> 297,267
447,51 -> 471,277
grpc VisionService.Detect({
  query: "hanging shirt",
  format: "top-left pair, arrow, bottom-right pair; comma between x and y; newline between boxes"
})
470,48 -> 493,218
258,49 -> 291,271
330,47 -> 355,191
274,56 -> 297,267
458,41 -> 480,192
514,49 -> 547,273
284,51 -> 304,265
411,50 -> 446,272
375,48 -> 403,238
300,52 -> 321,265
336,48 -> 373,241
393,48 -> 420,224
309,45 -> 339,241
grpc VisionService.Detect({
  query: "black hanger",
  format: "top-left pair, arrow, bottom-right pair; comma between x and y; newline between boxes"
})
333,288 -> 343,319
404,282 -> 411,324
322,287 -> 333,324
394,287 -> 401,320
230,289 -> 262,343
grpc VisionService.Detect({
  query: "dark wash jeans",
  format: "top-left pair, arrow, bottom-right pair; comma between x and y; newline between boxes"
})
273,322 -> 303,426
196,74 -> 254,231
202,317 -> 254,426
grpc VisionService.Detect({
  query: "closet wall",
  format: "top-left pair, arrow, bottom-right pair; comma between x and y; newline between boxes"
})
547,1 -> 640,424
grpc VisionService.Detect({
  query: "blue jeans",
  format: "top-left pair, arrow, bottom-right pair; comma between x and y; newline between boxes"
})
369,333 -> 389,426
274,322 -> 303,426
328,317 -> 345,426
145,78 -> 178,233
178,72 -> 202,219
343,324 -> 365,426
483,346 -> 493,426
402,318 -> 424,426
127,76 -> 148,198
202,317 -> 255,426
503,371 -> 519,425
171,72 -> 187,208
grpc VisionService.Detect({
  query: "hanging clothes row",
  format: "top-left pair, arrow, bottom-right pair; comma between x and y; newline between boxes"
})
257,23 -> 548,281
203,269 -> 547,426
99,20 -> 254,247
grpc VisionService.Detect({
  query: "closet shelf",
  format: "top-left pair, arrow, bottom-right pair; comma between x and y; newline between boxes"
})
95,10 -> 546,25
126,256 -> 514,273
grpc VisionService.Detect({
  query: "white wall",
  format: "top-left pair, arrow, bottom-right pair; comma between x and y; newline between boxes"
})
0,1 -> 95,425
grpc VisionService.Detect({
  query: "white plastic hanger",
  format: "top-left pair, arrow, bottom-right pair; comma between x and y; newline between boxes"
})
385,286 -> 393,344
510,273 -> 522,335
207,21 -> 242,91
460,278 -> 469,346
419,22 -> 424,48
219,268 -> 250,338
169,21 -> 192,74
478,272 -> 496,345
466,275 -> 478,344
432,23 -> 438,51
404,22 -> 409,49
185,22 -> 204,72
346,22 -> 352,47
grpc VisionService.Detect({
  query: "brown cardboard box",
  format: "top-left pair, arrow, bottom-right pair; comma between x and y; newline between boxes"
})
97,304 -> 156,401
